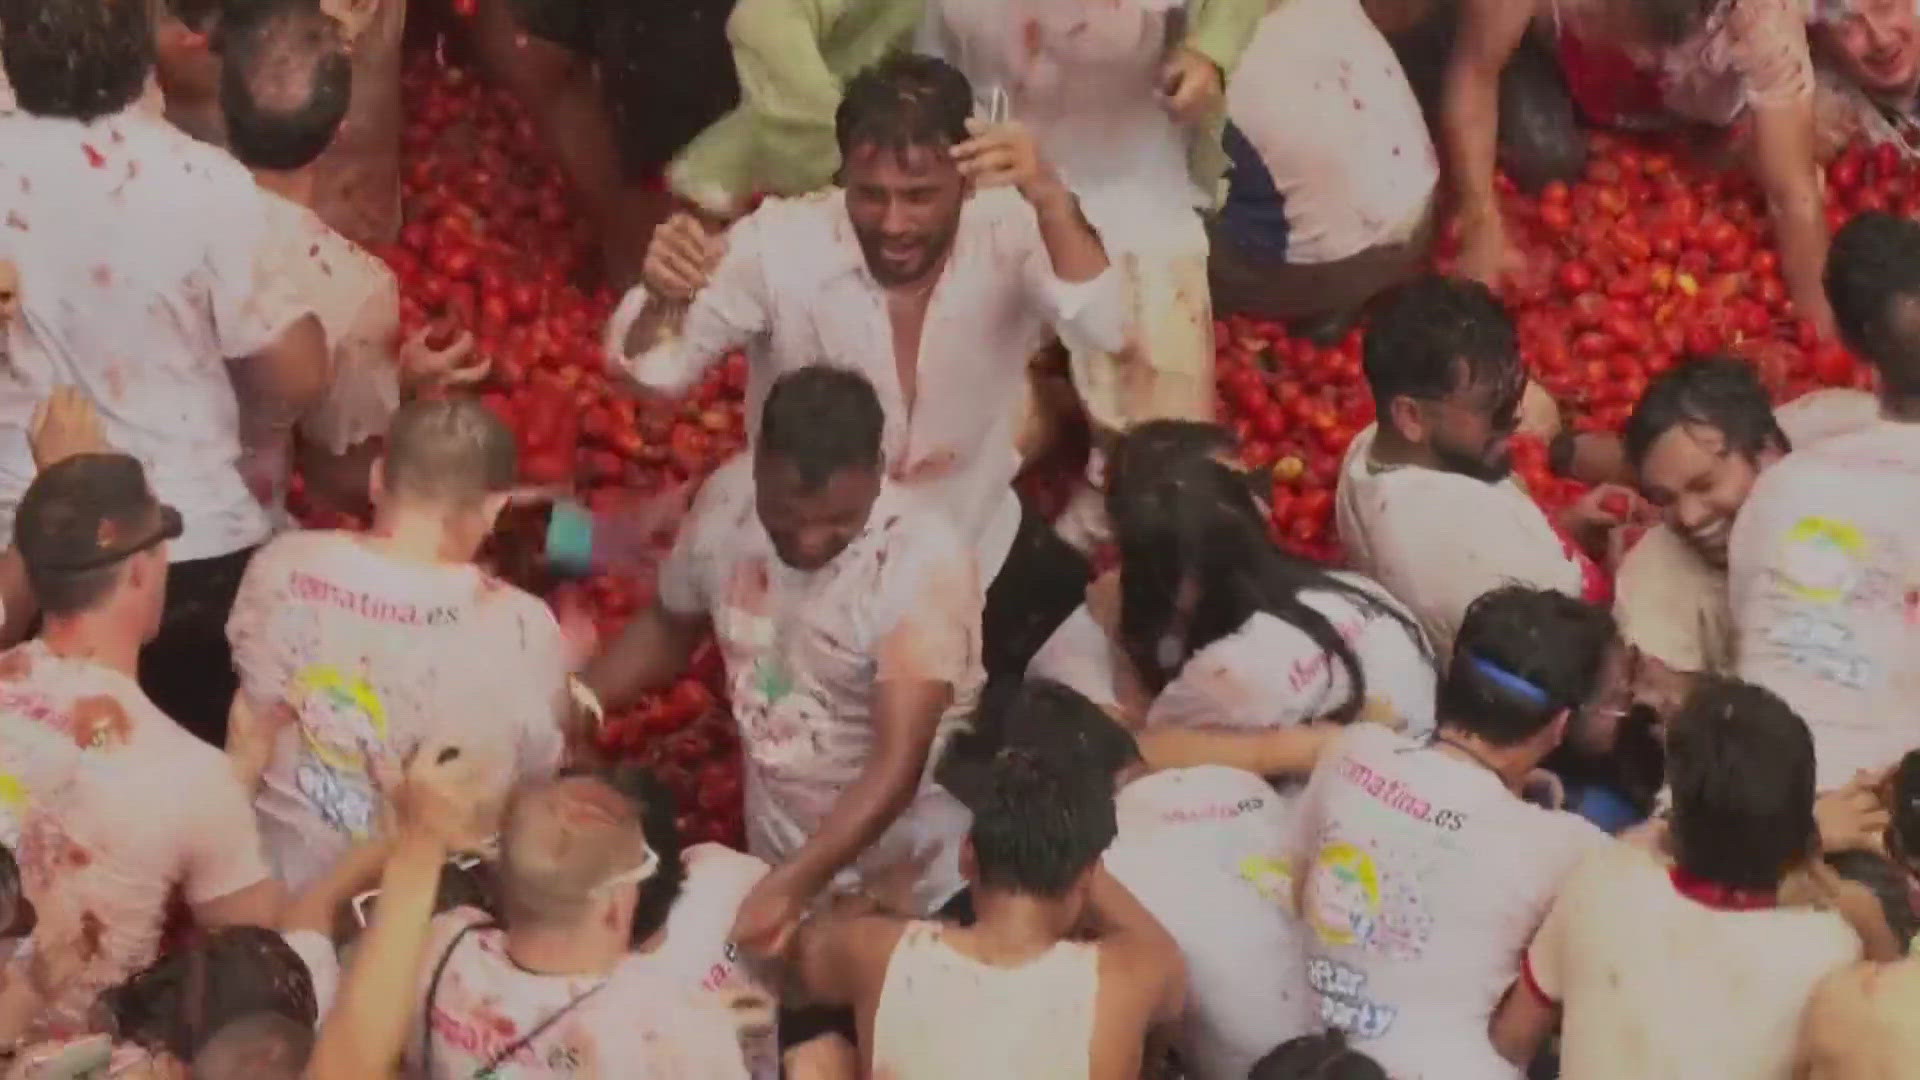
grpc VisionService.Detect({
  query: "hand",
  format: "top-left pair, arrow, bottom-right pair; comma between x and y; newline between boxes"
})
389,742 -> 497,853
1454,212 -> 1525,290
29,387 -> 106,471
1085,569 -> 1122,637
1557,483 -> 1644,552
641,212 -> 726,303
320,0 -> 380,42
784,1034 -> 860,1080
399,324 -> 488,394
1516,381 -> 1562,442
730,869 -> 813,959
1816,778 -> 1890,854
555,593 -> 600,674
953,119 -> 1061,205
1159,47 -> 1223,122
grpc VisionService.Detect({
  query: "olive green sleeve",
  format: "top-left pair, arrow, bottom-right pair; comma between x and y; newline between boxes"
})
1184,0 -> 1270,78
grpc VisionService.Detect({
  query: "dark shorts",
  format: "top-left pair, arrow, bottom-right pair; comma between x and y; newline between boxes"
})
506,0 -> 739,175
981,500 -> 1091,684
139,545 -> 256,748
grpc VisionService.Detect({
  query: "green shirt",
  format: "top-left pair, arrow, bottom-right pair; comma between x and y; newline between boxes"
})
668,0 -> 1270,214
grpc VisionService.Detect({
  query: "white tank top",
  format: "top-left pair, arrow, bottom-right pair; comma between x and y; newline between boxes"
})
871,922 -> 1099,1080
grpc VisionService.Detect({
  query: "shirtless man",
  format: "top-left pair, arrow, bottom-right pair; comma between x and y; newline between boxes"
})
1797,748 -> 1920,1079
787,747 -> 1186,1079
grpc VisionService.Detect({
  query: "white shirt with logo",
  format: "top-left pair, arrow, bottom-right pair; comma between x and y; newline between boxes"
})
1289,723 -> 1604,1079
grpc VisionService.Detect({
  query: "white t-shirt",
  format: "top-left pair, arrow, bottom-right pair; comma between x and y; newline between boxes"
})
227,531 -> 570,891
1335,425 -> 1600,660
0,108 -> 309,561
0,642 -> 270,1038
1030,574 -> 1436,738
1730,419 -> 1920,790
1525,840 -> 1860,1079
283,928 -> 341,1019
1614,389 -> 1880,675
658,456 -> 983,914
1221,0 -> 1437,262
1289,723 -> 1605,1079
1106,766 -> 1313,1080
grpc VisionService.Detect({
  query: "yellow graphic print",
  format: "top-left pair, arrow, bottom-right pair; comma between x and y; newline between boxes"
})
1308,842 -> 1382,947
291,666 -> 388,838
1238,854 -> 1294,905
0,772 -> 25,847
1357,695 -> 1403,730
1778,517 -> 1867,604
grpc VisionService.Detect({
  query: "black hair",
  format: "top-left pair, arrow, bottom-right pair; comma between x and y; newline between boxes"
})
1826,850 -> 1920,953
1828,211 -> 1920,400
758,366 -> 885,489
103,926 -> 317,1062
1249,1031 -> 1389,1080
1109,454 -> 1428,718
834,53 -> 974,164
1639,0 -> 1731,45
1107,420 -> 1236,489
1362,276 -> 1523,429
165,0 -> 223,31
1666,677 -> 1817,892
1623,355 -> 1791,472
1439,586 -> 1616,747
190,1012 -> 313,1080
1891,749 -> 1920,867
560,763 -> 687,947
217,0 -> 353,173
969,749 -> 1116,899
0,843 -> 26,938
943,678 -> 1143,808
0,0 -> 154,121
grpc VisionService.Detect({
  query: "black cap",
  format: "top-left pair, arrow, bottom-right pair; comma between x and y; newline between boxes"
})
14,453 -> 184,575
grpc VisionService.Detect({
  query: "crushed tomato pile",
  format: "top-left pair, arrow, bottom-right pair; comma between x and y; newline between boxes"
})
299,49 -> 1903,848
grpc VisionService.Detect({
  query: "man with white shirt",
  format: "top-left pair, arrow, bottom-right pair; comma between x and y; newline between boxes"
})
1617,359 -> 1878,683
1288,586 -> 1612,1079
607,53 -> 1121,682
1731,210 -> 1920,791
1334,276 -> 1627,658
582,366 -> 984,958
1491,677 -> 1861,1079
0,0 -> 328,747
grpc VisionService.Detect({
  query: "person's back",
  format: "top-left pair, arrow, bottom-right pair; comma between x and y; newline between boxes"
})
228,399 -> 570,890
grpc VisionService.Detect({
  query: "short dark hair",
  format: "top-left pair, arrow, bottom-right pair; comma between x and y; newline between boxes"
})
1666,677 -> 1817,892
218,0 -> 353,172
834,53 -> 973,164
944,679 -> 1143,807
1107,420 -> 1236,493
1439,586 -> 1616,747
1825,850 -> 1919,953
1250,1031 -> 1389,1080
969,749 -> 1115,899
1828,211 -> 1920,399
557,763 -> 687,947
758,366 -> 885,488
190,1012 -> 313,1080
104,926 -> 317,1062
1362,276 -> 1522,425
1623,355 -> 1790,472
382,397 -> 518,507
0,0 -> 154,121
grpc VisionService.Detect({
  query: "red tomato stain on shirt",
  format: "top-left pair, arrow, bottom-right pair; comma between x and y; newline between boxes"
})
81,145 -> 106,169
90,266 -> 112,288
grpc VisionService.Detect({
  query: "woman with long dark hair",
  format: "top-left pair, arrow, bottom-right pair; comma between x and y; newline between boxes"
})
1031,424 -> 1436,773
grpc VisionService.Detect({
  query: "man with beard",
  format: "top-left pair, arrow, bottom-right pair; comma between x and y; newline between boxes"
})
580,366 -> 984,965
1808,0 -> 1920,158
606,53 -> 1122,683
1334,276 -> 1633,657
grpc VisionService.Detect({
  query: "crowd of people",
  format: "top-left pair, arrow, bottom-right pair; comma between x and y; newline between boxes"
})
4,0 -> 1920,1076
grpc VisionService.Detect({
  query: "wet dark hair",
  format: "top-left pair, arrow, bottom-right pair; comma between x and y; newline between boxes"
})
0,843 -> 28,939
1829,211 -> 1920,400
834,52 -> 974,164
1826,850 -> 1920,953
1362,276 -> 1522,431
0,0 -> 154,121
1250,1031 -> 1389,1080
1107,420 -> 1236,489
1109,454 -> 1428,718
103,926 -> 317,1063
1891,749 -> 1920,868
1439,586 -> 1616,747
1666,677 -> 1817,892
560,763 -> 688,947
758,365 -> 885,489
969,749 -> 1116,899
944,678 -> 1143,808
218,0 -> 353,173
191,1012 -> 313,1080
1623,355 -> 1790,472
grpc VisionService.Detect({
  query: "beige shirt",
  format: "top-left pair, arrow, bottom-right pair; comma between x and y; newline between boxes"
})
1526,841 -> 1860,1080
1614,389 -> 1880,674
605,188 -> 1126,580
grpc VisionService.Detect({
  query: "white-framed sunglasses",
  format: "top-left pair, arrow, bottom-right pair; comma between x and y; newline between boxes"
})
593,844 -> 660,894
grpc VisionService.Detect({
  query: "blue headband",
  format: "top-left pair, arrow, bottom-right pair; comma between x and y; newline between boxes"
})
1467,654 -> 1553,708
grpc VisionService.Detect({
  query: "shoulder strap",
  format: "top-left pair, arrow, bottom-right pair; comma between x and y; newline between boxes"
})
420,919 -> 492,1076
